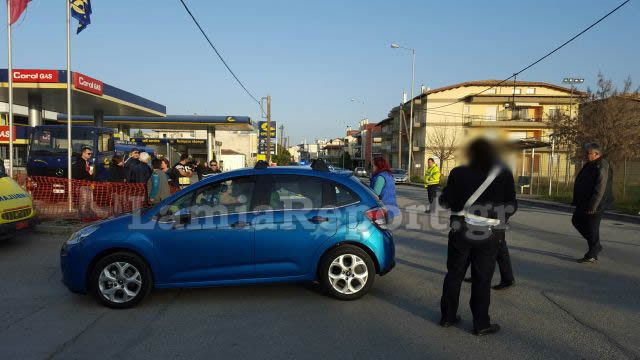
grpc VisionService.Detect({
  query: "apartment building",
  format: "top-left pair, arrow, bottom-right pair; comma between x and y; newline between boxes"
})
382,80 -> 583,179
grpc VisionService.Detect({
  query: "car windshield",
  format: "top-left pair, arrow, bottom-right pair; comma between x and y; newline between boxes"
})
391,169 -> 406,175
30,127 -> 95,155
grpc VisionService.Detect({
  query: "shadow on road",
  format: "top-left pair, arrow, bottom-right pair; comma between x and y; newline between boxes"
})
508,245 -> 577,262
396,258 -> 447,276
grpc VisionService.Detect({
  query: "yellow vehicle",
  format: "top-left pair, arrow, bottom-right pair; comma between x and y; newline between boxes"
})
0,162 -> 38,240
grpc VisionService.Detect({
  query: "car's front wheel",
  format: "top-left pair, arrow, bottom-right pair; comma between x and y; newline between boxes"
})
319,245 -> 375,300
89,252 -> 153,309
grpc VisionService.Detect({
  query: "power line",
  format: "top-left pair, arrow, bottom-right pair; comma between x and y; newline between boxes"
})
178,0 -> 263,109
426,0 -> 630,110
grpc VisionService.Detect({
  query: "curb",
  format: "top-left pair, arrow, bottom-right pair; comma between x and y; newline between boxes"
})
402,181 -> 639,225
34,222 -> 86,236
517,198 -> 640,224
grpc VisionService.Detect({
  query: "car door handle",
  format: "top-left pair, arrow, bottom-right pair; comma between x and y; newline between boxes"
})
308,216 -> 329,224
231,221 -> 251,228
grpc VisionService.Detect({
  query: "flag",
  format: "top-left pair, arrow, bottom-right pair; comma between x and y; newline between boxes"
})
70,0 -> 92,34
9,0 -> 31,25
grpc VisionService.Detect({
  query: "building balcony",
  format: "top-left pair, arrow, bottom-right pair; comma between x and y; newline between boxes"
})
463,115 -> 549,128
412,143 -> 426,151
412,118 -> 427,127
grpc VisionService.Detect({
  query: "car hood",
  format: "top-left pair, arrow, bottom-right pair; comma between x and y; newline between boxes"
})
0,177 -> 33,211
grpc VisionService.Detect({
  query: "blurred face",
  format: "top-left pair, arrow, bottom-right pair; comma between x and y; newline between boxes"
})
210,162 -> 218,170
586,149 -> 600,162
82,149 -> 92,161
428,159 -> 434,167
161,161 -> 169,171
131,151 -> 140,159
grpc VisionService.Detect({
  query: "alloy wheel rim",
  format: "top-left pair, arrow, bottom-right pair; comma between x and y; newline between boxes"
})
98,262 -> 142,303
328,254 -> 368,294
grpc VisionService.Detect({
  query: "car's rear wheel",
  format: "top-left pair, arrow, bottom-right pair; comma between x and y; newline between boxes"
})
89,252 -> 152,309
319,245 -> 375,300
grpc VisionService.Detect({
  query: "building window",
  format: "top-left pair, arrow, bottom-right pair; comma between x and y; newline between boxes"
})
486,88 -> 497,94
463,104 -> 470,114
512,88 -> 521,95
526,88 -> 536,94
548,108 -> 560,119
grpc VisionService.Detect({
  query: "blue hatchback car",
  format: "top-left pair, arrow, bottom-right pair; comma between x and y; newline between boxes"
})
60,161 -> 395,308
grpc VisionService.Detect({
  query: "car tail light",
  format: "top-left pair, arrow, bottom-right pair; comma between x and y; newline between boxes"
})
365,207 -> 388,230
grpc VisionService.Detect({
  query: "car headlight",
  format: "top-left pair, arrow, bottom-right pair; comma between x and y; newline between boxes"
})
66,224 -> 99,245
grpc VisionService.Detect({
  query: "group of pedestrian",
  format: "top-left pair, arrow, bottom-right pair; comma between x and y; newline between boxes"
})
367,138 -> 614,337
72,146 -> 222,206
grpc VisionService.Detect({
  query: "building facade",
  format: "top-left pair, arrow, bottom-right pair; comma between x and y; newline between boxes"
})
381,80 -> 583,181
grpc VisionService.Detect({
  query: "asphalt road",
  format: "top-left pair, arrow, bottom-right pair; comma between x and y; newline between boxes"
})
1,185 -> 639,360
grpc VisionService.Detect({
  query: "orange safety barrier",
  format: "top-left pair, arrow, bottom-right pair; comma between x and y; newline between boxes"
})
26,176 -> 151,222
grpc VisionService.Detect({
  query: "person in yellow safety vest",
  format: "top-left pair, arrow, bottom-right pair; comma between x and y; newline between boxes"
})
424,158 -> 441,213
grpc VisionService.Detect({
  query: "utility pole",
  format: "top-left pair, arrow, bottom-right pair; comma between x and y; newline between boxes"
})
279,124 -> 285,157
398,103 -> 403,170
266,95 -> 272,163
408,49 -> 415,178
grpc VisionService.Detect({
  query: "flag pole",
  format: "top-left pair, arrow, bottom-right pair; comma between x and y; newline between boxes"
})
66,0 -> 73,211
6,0 -> 14,178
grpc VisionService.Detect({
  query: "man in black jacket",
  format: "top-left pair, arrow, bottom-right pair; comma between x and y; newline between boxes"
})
571,143 -> 613,263
438,139 -> 517,336
124,148 -> 141,182
71,146 -> 93,181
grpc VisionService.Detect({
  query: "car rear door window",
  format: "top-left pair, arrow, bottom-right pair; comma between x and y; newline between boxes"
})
268,175 -> 323,210
333,183 -> 360,206
323,181 -> 360,207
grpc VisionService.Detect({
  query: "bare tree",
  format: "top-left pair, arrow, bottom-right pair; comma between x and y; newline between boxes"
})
426,126 -> 459,171
550,73 -> 640,162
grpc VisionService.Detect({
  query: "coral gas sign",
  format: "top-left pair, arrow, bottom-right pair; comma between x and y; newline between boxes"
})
12,69 -> 59,83
73,72 -> 103,96
0,126 -> 16,142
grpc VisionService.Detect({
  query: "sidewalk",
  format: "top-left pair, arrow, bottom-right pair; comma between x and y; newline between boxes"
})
516,195 -> 640,224
406,181 -> 640,225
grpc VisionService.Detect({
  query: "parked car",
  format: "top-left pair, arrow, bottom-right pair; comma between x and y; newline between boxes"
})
0,162 -> 38,240
354,167 -> 368,177
391,169 -> 408,183
60,161 -> 396,308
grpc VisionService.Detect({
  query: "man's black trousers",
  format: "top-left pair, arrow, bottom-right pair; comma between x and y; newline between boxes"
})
495,230 -> 515,284
426,185 -> 440,208
441,227 -> 499,330
571,211 -> 603,258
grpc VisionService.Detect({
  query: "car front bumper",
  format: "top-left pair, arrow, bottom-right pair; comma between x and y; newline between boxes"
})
60,241 -> 89,294
0,216 -> 39,240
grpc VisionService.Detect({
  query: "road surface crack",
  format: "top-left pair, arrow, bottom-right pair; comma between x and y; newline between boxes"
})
47,310 -> 108,360
541,290 -> 639,360
113,290 -> 182,358
1,305 -> 47,333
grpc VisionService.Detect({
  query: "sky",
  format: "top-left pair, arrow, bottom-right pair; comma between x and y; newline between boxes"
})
1,0 -> 638,144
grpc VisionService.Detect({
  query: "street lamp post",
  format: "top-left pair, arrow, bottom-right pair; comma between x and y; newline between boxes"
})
391,43 -> 416,176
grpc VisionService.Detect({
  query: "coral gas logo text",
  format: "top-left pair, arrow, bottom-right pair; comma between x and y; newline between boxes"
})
73,72 -> 103,96
12,70 -> 59,83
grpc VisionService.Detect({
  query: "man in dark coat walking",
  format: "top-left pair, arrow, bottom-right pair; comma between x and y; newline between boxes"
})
571,143 -> 613,263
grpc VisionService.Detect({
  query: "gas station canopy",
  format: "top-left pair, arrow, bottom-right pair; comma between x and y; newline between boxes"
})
0,69 -> 165,116
55,114 -> 254,131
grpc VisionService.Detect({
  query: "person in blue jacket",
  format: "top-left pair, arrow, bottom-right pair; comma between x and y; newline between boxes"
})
370,156 -> 399,220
